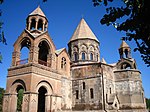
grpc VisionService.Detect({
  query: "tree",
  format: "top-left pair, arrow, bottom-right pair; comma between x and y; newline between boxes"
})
146,98 -> 150,111
0,87 -> 5,111
17,89 -> 24,111
0,0 -> 6,63
93,0 -> 150,66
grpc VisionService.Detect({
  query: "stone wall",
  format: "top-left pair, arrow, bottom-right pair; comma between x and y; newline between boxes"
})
71,64 -> 103,111
61,77 -> 72,110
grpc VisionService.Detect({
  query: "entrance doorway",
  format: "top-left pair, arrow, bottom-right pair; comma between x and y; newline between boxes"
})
38,86 -> 47,112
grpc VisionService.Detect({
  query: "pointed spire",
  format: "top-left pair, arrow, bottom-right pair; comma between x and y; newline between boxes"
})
69,18 -> 99,43
120,40 -> 129,48
119,40 -> 131,59
29,6 -> 46,17
101,58 -> 107,64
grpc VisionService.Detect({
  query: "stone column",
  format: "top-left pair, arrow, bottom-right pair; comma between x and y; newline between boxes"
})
10,93 -> 17,112
22,92 -> 38,112
45,94 -> 51,112
45,23 -> 48,31
2,93 -> 11,112
47,53 -> 52,67
22,93 -> 30,112
12,51 -> 20,66
42,21 -> 45,32
29,46 -> 39,64
29,92 -> 38,112
35,19 -> 38,30
28,20 -> 31,31
51,95 -> 62,112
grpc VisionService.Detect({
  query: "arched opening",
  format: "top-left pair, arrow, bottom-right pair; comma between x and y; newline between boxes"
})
17,38 -> 31,65
74,52 -> 78,61
38,19 -> 43,31
30,18 -> 36,30
16,85 -> 24,112
61,57 -> 66,69
38,41 -> 49,66
90,88 -> 94,99
83,82 -> 85,90
76,90 -> 79,99
96,54 -> 99,61
124,49 -> 129,58
82,52 -> 86,60
90,53 -> 93,60
38,86 -> 47,112
110,88 -> 111,94
121,62 -> 132,69
20,47 -> 29,60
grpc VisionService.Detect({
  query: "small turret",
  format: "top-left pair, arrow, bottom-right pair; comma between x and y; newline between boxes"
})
26,6 -> 48,33
119,40 -> 131,59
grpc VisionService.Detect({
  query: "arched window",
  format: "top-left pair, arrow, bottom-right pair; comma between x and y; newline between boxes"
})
30,18 -> 36,30
74,53 -> 78,61
90,88 -> 94,99
19,47 -> 29,65
76,90 -> 79,99
83,82 -> 85,90
121,62 -> 132,69
38,19 -> 43,31
90,53 -> 93,60
82,52 -> 85,60
17,38 -> 31,65
61,57 -> 66,69
110,88 -> 111,94
38,41 -> 49,66
124,49 -> 128,58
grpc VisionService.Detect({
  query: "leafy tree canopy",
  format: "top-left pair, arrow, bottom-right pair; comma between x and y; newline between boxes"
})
0,87 -> 5,111
0,87 -> 5,104
93,0 -> 150,66
0,0 -> 6,63
17,89 -> 24,111
146,98 -> 150,109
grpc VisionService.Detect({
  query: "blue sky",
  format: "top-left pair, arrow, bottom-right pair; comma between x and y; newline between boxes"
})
0,0 -> 149,98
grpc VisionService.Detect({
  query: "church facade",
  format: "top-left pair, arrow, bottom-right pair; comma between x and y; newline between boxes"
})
2,7 -> 147,112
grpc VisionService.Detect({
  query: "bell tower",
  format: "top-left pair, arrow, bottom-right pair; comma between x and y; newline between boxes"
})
114,41 -> 147,110
2,6 -> 71,112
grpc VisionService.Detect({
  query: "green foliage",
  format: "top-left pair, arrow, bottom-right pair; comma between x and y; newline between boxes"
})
0,0 -> 5,64
43,0 -> 47,2
93,0 -> 150,66
17,89 -> 24,111
146,98 -> 150,109
0,87 -> 5,111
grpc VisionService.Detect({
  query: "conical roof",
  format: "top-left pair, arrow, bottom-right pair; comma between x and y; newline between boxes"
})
120,40 -> 130,48
29,6 -> 46,17
69,18 -> 99,43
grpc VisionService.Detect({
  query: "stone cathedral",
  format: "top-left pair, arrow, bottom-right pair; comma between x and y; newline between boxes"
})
2,6 -> 147,112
